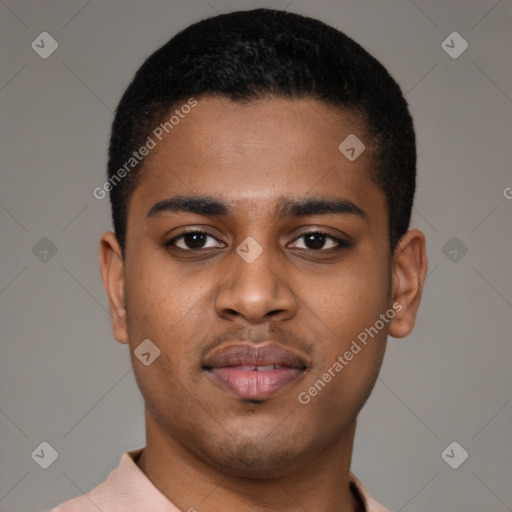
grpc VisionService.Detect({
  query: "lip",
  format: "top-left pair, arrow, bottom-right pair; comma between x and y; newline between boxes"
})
203,341 -> 309,400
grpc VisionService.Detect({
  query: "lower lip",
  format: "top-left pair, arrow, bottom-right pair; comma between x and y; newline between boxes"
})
207,367 -> 304,400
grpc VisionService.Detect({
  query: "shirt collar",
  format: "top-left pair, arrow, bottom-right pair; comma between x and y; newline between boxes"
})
126,449 -> 389,512
53,447 -> 388,511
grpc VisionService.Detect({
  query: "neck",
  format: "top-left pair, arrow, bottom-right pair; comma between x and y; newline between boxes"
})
136,411 -> 364,512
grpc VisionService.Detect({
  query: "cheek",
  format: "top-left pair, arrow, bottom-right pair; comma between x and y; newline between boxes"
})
125,249 -> 205,336
123,255 -> 206,391
300,254 -> 390,401
313,259 -> 390,342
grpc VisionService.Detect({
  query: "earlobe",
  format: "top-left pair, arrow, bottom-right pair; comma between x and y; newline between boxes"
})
388,229 -> 427,339
99,231 -> 129,344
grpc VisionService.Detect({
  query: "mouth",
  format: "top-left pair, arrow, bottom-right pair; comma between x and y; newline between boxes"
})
203,342 -> 308,401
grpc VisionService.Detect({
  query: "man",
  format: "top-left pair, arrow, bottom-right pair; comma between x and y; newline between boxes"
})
52,8 -> 427,512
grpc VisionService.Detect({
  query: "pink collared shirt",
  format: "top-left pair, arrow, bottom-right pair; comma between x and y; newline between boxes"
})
50,448 -> 389,512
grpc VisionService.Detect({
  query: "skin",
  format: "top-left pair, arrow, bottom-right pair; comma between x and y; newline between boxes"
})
100,97 -> 427,512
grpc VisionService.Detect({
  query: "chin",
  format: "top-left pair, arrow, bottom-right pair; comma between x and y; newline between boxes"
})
197,431 -> 308,479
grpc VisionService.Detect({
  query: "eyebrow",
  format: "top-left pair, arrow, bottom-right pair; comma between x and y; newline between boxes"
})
147,195 -> 366,220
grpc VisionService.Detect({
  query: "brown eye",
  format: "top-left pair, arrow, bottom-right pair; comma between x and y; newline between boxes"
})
290,231 -> 350,251
166,231 -> 224,251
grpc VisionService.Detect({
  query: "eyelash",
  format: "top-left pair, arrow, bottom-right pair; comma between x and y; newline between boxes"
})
165,229 -> 351,253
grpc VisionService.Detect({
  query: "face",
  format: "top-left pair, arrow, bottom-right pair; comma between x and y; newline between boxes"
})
100,97 -> 426,478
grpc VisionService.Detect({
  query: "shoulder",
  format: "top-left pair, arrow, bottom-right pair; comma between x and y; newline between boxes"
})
48,448 -> 177,512
349,472 -> 390,512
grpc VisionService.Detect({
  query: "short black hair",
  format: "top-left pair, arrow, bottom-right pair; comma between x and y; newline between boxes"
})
107,8 -> 416,255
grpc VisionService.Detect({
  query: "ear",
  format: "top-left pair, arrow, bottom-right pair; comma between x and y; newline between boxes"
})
99,231 -> 128,344
388,228 -> 427,338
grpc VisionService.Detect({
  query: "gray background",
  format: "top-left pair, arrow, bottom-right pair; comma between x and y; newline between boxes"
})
1,0 -> 511,511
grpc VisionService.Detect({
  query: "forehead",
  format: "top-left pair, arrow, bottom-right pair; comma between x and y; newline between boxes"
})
130,96 -> 384,221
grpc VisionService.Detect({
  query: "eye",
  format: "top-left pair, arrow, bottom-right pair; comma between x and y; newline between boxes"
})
166,230 -> 224,251
289,230 -> 350,251
166,229 -> 351,253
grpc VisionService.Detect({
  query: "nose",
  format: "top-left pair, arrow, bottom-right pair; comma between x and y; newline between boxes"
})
214,245 -> 298,324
